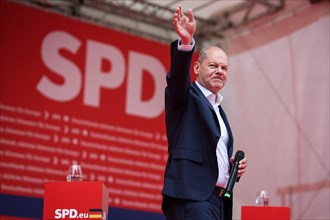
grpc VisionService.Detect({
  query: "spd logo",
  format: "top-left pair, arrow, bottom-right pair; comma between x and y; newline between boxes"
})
54,208 -> 105,219
54,209 -> 88,219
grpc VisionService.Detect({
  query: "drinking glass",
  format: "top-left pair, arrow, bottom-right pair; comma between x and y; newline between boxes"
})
255,190 -> 269,206
66,164 -> 84,182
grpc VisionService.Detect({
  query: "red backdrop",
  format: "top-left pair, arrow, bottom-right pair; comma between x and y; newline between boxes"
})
0,0 -> 181,215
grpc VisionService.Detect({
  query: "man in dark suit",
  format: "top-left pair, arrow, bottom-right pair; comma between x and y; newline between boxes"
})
162,6 -> 248,220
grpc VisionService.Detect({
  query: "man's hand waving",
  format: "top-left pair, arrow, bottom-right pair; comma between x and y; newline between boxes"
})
172,5 -> 196,45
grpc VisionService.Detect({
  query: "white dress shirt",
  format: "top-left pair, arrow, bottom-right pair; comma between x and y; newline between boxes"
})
195,82 -> 230,188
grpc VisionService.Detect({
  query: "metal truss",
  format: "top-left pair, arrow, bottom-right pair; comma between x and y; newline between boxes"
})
17,0 -> 285,48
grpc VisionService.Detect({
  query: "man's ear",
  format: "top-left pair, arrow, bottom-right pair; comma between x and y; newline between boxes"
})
193,61 -> 200,76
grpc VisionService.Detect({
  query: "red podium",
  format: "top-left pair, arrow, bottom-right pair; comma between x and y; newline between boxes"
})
43,182 -> 108,220
242,206 -> 290,220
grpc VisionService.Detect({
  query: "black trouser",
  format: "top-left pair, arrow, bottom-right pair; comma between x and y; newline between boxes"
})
163,194 -> 225,220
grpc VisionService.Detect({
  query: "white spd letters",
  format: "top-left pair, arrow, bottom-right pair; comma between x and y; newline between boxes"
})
37,31 -> 166,118
54,209 -> 78,219
37,31 -> 82,102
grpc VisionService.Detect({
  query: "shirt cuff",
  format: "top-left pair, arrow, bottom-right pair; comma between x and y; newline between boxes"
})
177,38 -> 195,51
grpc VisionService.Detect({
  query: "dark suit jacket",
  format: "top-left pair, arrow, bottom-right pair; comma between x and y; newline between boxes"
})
162,41 -> 234,219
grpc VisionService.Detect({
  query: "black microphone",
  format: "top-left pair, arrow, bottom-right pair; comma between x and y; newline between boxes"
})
224,150 -> 245,198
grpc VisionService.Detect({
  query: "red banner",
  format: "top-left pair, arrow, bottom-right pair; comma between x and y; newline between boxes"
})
0,1 -> 170,214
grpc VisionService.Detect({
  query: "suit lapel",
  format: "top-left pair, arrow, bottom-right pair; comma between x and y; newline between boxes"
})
192,82 -> 234,157
219,105 -> 234,154
192,82 -> 215,113
192,82 -> 220,136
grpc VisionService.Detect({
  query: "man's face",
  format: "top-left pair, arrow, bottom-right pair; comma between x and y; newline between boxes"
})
194,47 -> 229,94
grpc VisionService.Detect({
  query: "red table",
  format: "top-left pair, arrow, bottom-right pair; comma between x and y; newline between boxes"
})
43,182 -> 108,220
242,206 -> 290,220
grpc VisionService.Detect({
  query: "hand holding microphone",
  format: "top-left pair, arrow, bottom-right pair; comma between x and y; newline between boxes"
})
224,150 -> 247,198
